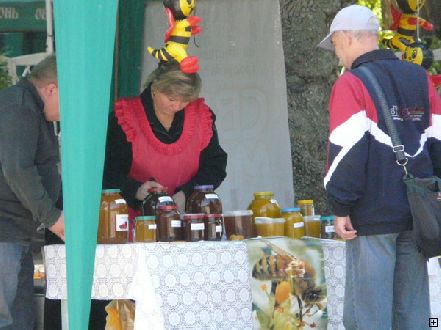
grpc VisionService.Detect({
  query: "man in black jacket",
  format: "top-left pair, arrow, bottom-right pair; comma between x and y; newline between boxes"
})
0,54 -> 64,329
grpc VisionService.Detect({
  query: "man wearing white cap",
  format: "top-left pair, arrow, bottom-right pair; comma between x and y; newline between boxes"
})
319,4 -> 441,330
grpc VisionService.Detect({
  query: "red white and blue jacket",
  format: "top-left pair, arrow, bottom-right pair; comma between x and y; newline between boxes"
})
325,49 -> 441,236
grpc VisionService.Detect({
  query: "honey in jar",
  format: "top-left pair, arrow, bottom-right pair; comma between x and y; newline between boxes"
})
204,214 -> 223,241
141,187 -> 175,216
98,189 -> 128,244
186,185 -> 223,214
281,207 -> 305,239
320,215 -> 336,239
248,192 -> 281,235
255,217 -> 285,237
305,215 -> 321,238
157,205 -> 182,242
297,199 -> 315,217
183,213 -> 205,242
135,216 -> 157,242
223,210 -> 254,240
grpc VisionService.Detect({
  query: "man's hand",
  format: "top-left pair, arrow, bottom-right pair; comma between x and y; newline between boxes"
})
135,180 -> 164,201
334,216 -> 357,240
172,191 -> 185,213
49,213 -> 65,241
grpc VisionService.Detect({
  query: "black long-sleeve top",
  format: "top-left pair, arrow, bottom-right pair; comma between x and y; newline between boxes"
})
102,85 -> 227,209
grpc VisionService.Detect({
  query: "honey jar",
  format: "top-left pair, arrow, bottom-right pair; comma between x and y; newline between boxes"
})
223,210 -> 254,240
157,205 -> 182,242
297,199 -> 315,217
320,215 -> 336,239
135,216 -> 157,242
255,217 -> 285,237
182,213 -> 205,242
98,189 -> 128,244
305,215 -> 321,238
281,207 -> 305,239
186,185 -> 223,214
204,214 -> 223,241
141,187 -> 175,216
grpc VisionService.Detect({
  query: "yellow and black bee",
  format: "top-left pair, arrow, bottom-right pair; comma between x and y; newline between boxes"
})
381,0 -> 433,53
147,0 -> 201,73
252,240 -> 326,321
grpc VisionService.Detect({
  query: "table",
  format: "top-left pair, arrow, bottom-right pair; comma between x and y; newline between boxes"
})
45,239 -> 441,329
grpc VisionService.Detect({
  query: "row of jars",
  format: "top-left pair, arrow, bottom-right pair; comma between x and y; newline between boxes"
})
98,185 -> 224,244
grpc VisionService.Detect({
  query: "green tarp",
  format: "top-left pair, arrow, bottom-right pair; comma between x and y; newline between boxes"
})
0,0 -> 46,32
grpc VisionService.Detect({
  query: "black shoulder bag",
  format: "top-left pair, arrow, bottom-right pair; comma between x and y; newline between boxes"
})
359,65 -> 441,258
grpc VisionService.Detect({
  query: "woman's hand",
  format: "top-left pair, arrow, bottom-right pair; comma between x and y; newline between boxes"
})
135,180 -> 164,201
172,191 -> 186,213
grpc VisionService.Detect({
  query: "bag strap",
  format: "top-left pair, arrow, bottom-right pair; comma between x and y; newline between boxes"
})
357,65 -> 409,176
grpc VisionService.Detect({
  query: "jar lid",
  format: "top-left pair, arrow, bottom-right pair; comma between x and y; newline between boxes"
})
224,210 -> 253,216
102,189 -> 121,194
304,215 -> 321,221
297,199 -> 314,204
135,216 -> 156,221
203,214 -> 223,219
281,207 -> 301,213
254,192 -> 273,198
183,213 -> 205,220
148,186 -> 167,193
194,184 -> 214,191
255,217 -> 285,224
320,215 -> 335,221
158,205 -> 177,211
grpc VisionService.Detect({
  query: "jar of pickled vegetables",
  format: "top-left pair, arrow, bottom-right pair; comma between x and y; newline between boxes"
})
135,216 -> 157,242
281,207 -> 305,239
98,189 -> 128,244
141,187 -> 175,216
297,199 -> 315,217
305,215 -> 321,238
186,185 -> 223,214
255,217 -> 285,237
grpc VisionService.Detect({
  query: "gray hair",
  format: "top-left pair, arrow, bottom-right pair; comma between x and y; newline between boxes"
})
28,54 -> 57,86
145,62 -> 201,102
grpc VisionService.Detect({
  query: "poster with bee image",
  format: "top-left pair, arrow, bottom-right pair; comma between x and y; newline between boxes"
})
245,237 -> 327,329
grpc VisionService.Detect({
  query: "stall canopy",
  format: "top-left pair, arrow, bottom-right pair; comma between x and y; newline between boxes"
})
0,0 -> 46,32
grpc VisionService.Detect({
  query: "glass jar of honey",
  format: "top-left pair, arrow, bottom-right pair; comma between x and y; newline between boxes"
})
135,216 -> 157,242
223,210 -> 254,240
320,215 -> 336,239
248,192 -> 281,235
183,213 -> 205,242
204,214 -> 223,241
157,205 -> 182,242
305,215 -> 321,238
186,185 -> 223,214
255,217 -> 285,237
297,199 -> 315,217
281,207 -> 305,239
98,189 -> 128,244
141,187 -> 175,216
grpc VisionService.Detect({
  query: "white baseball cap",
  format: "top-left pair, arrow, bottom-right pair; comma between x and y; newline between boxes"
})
317,5 -> 380,50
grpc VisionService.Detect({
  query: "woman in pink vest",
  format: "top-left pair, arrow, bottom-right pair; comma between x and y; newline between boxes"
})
103,62 -> 227,217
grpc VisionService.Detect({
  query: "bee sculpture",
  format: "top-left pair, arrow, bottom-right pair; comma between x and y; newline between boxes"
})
252,241 -> 326,324
147,0 -> 202,74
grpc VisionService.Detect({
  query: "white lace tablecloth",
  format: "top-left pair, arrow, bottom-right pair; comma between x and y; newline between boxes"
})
321,239 -> 441,330
44,242 -> 253,330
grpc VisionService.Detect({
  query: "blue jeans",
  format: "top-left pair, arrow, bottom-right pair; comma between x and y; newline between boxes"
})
0,243 -> 34,329
344,231 -> 430,330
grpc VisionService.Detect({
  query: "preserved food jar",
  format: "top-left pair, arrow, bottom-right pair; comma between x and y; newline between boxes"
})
223,210 -> 253,240
281,207 -> 305,239
320,215 -> 336,239
186,185 -> 222,214
141,187 -> 175,216
157,205 -> 182,242
183,213 -> 205,242
135,216 -> 157,242
248,192 -> 281,235
255,217 -> 285,237
305,215 -> 321,238
297,199 -> 315,217
204,214 -> 223,241
98,189 -> 128,244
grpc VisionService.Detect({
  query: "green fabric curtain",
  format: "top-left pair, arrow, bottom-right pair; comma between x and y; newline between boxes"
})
53,0 -> 118,328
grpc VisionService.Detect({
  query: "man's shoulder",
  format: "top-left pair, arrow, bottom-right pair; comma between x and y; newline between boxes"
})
0,84 -> 39,117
